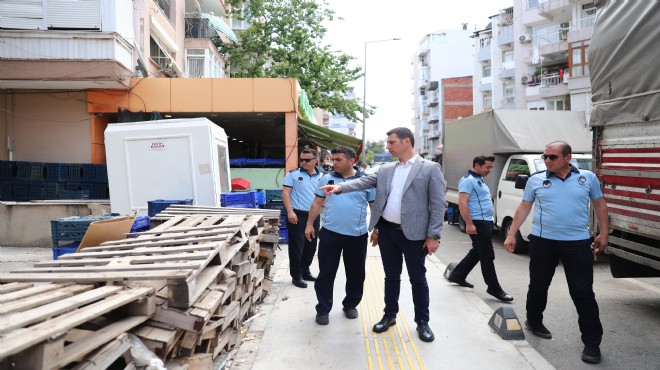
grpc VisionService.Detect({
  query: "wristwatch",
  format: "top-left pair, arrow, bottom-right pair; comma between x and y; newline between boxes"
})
429,235 -> 440,240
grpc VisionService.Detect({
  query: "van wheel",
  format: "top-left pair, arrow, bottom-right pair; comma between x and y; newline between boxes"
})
502,219 -> 528,254
458,213 -> 466,233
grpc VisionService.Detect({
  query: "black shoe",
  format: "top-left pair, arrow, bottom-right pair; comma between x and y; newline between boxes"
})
292,279 -> 308,288
316,312 -> 329,325
302,273 -> 317,281
372,315 -> 396,333
447,274 -> 474,288
581,345 -> 601,364
486,289 -> 514,302
524,320 -> 552,339
416,321 -> 435,342
343,307 -> 359,319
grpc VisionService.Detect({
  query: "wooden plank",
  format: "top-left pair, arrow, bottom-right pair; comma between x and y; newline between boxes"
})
63,234 -> 232,251
86,228 -> 236,249
56,243 -> 220,260
35,251 -> 212,267
60,318 -> 146,369
152,305 -> 206,332
0,269 -> 194,283
0,284 -> 94,315
0,285 -> 124,333
169,265 -> 223,309
70,333 -> 132,370
0,283 -> 69,303
0,287 -> 153,358
14,261 -> 204,274
0,282 -> 33,294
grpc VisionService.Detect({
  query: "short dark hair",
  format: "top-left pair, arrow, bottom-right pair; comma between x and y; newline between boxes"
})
300,148 -> 317,158
330,146 -> 356,159
546,141 -> 572,156
386,127 -> 415,147
473,155 -> 495,167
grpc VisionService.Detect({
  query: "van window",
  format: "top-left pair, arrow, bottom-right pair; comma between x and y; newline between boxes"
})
504,159 -> 530,181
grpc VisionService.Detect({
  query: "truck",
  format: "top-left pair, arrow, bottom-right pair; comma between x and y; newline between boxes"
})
443,109 -> 592,253
588,1 -> 660,277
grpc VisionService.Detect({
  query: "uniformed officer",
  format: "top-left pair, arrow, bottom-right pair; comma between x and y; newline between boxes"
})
283,148 -> 323,288
447,155 -> 513,302
304,146 -> 375,325
504,141 -> 609,364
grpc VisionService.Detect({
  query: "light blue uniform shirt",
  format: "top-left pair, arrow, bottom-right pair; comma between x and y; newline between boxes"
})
458,170 -> 494,222
283,167 -> 323,211
314,169 -> 375,236
523,165 -> 603,240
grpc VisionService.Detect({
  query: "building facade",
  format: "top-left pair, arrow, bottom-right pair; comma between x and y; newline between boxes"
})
411,28 -> 475,158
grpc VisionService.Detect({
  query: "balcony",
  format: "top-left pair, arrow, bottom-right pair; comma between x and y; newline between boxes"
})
501,97 -> 516,109
428,113 -> 440,124
568,16 -> 596,41
427,81 -> 439,91
479,83 -> 493,93
497,26 -> 514,46
478,46 -> 492,62
539,73 -> 569,98
499,68 -> 515,80
537,31 -> 569,64
537,0 -> 570,20
427,91 -> 439,107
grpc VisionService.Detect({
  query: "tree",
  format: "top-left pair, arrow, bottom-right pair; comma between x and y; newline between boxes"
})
222,0 -> 371,122
363,140 -> 386,165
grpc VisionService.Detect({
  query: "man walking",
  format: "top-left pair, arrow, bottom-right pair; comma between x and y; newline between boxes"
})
447,155 -> 513,302
283,148 -> 322,288
321,127 -> 446,342
304,147 -> 375,325
504,141 -> 609,364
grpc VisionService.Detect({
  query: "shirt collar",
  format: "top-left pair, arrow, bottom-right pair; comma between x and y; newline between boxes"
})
467,170 -> 482,178
398,154 -> 420,166
546,164 -> 580,178
298,166 -> 321,175
330,166 -> 362,179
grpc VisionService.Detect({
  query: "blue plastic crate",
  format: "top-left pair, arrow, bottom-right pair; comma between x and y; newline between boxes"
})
263,158 -> 285,168
40,182 -> 65,200
11,181 -> 30,201
53,242 -> 80,260
148,199 -> 194,217
255,190 -> 266,206
94,183 -> 109,199
225,202 -> 259,209
0,181 -> 11,200
265,189 -> 283,203
43,163 -> 69,182
244,158 -> 266,168
0,161 -> 14,180
14,161 -> 33,181
58,189 -> 90,199
264,201 -> 286,213
221,190 -> 258,207
229,158 -> 246,168
51,215 -> 115,243
67,164 -> 82,182
132,215 -> 150,231
278,229 -> 288,243
94,164 -> 108,183
28,181 -> 42,199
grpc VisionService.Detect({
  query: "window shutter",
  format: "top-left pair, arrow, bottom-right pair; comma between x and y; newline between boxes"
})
47,0 -> 100,30
0,0 -> 45,30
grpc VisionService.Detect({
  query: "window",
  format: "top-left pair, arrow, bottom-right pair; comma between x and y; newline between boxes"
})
503,82 -> 515,98
431,33 -> 447,43
483,65 -> 492,77
505,159 -> 530,181
483,95 -> 492,108
534,23 -> 568,46
150,37 -> 172,73
527,0 -> 539,9
479,35 -> 491,48
156,0 -> 176,25
570,40 -> 590,77
502,50 -> 514,63
217,145 -> 230,193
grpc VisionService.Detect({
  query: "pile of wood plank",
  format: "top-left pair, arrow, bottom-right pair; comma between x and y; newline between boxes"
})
0,206 -> 282,369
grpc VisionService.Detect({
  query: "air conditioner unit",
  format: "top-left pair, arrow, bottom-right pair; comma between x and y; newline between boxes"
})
519,34 -> 532,43
521,76 -> 529,84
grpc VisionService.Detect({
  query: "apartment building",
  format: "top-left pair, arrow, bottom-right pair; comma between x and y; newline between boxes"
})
513,0 -> 597,118
325,89 -> 357,137
473,7 -> 515,114
411,28 -> 474,159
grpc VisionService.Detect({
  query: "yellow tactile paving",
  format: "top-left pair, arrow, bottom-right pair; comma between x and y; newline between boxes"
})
360,256 -> 426,370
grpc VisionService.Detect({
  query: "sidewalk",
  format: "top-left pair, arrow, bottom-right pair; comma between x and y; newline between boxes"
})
232,244 -> 554,370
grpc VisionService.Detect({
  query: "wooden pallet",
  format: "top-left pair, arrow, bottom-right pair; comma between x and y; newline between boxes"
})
0,283 -> 154,369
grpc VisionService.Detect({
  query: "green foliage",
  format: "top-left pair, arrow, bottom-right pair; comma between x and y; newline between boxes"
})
223,0 -> 371,122
363,140 -> 385,164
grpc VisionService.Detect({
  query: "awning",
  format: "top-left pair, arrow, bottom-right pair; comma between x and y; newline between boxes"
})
201,13 -> 239,43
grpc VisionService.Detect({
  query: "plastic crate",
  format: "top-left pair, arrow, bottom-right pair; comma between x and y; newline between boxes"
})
229,158 -> 246,168
278,228 -> 288,243
11,181 -> 30,201
221,190 -> 258,207
265,189 -> 283,203
53,242 -> 80,260
0,181 -> 11,201
94,164 -> 108,183
0,161 -> 14,180
132,215 -> 150,231
40,182 -> 65,200
244,158 -> 266,168
147,199 -> 194,217
14,161 -> 34,181
43,163 -> 69,182
58,190 -> 90,199
94,183 -> 109,199
263,158 -> 285,168
255,190 -> 266,206
51,215 -> 115,244
67,164 -> 82,182
225,202 -> 259,209
264,201 -> 286,212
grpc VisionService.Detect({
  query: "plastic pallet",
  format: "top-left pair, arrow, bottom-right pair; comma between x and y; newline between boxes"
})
148,199 -> 194,217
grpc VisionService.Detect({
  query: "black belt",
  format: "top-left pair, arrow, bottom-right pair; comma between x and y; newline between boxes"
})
294,209 -> 309,215
379,217 -> 402,230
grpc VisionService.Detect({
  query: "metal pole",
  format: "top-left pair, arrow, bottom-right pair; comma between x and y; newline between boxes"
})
360,38 -> 401,164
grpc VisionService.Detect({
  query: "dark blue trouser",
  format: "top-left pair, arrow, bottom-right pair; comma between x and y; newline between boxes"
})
314,228 -> 368,314
527,235 -> 603,346
451,220 -> 502,292
287,212 -> 319,280
378,222 -> 430,323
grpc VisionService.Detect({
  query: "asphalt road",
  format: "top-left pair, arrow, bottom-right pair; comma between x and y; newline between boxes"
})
436,222 -> 660,370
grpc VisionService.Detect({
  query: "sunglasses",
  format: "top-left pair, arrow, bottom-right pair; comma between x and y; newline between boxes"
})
541,154 -> 560,161
299,158 -> 316,163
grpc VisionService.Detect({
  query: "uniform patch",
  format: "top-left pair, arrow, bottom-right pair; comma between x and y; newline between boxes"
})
543,180 -> 552,188
578,175 -> 587,185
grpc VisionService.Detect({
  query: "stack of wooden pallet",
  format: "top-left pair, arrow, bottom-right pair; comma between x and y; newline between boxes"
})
0,206 -> 283,369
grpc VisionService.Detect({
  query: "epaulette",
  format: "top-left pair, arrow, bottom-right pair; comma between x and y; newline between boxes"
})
530,170 -> 545,177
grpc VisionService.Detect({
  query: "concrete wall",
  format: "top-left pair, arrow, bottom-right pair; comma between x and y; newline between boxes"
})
0,202 -> 94,248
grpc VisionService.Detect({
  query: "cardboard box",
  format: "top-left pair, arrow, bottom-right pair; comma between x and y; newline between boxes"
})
76,215 -> 135,251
